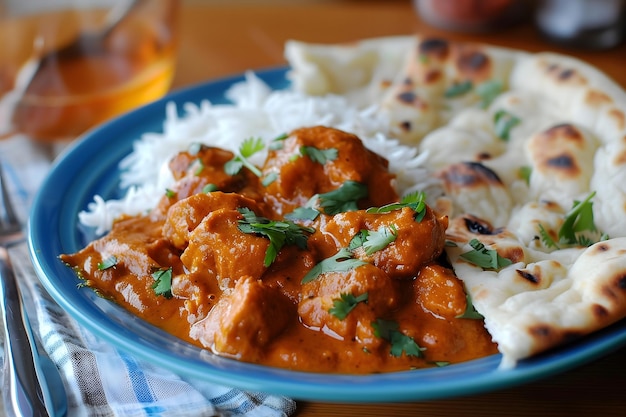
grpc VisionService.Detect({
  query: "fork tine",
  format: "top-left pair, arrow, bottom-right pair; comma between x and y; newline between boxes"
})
0,162 -> 21,230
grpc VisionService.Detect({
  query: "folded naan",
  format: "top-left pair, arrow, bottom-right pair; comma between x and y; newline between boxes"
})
285,34 -> 626,368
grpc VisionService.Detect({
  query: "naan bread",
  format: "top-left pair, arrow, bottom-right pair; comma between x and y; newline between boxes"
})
285,34 -> 626,368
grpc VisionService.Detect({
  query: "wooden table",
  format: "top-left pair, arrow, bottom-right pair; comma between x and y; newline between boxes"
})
172,1 -> 626,416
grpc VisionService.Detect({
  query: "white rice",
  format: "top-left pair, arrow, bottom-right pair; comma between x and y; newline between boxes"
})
79,71 -> 435,235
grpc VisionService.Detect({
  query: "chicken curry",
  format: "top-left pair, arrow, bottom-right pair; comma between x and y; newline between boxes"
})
61,126 -> 497,373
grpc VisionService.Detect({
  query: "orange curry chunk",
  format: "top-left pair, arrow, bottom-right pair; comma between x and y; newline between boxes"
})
262,126 -> 398,216
190,276 -> 293,361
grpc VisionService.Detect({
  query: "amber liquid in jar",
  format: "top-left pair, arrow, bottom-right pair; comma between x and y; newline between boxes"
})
0,4 -> 178,141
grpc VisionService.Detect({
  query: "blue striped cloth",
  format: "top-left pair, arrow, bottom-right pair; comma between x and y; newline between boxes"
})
0,137 -> 297,417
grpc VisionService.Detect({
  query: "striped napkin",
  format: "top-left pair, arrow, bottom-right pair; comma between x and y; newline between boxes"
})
0,135 -> 297,417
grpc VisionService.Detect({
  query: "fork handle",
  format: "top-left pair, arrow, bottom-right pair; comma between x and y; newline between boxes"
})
1,247 -> 50,417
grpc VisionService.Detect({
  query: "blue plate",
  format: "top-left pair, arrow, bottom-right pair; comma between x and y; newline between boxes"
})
28,68 -> 626,402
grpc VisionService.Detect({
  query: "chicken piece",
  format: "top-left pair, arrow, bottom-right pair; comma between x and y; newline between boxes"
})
311,206 -> 448,278
298,263 -> 399,349
189,276 -> 293,361
414,264 -> 467,319
262,126 -> 398,215
163,192 -> 262,249
180,208 -> 269,287
153,145 -> 265,218
261,245 -> 317,303
171,270 -> 222,324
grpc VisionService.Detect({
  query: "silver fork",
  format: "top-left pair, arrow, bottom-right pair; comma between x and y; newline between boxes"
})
0,162 -> 54,416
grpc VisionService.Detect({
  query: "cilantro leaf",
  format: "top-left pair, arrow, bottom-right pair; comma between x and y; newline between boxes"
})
372,319 -> 425,358
152,268 -> 173,298
362,225 -> 398,255
329,292 -> 369,320
518,165 -> 532,185
559,191 -> 597,244
459,238 -> 513,270
237,208 -> 314,267
317,180 -> 369,215
348,230 -> 369,251
456,292 -> 484,320
366,191 -> 427,222
475,80 -> 502,108
538,192 -> 608,249
301,248 -> 368,284
188,142 -> 203,155
444,80 -> 473,98
538,223 -> 558,249
493,109 -> 521,141
284,207 -> 320,222
269,132 -> 289,150
300,146 -> 338,165
165,188 -> 176,198
193,158 -> 205,175
225,137 -> 264,177
202,183 -> 218,193
261,172 -> 278,186
97,256 -> 117,271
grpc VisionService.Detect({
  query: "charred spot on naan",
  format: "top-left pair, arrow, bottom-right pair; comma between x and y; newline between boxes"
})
437,161 -> 503,189
516,269 -> 540,285
436,162 -> 513,227
528,325 -> 584,350
543,62 -> 588,86
463,215 -> 502,235
527,124 -> 586,178
418,37 -> 450,61
455,50 -> 491,82
525,123 -> 597,207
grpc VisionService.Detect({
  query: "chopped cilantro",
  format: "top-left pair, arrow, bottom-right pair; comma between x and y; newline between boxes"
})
329,292 -> 369,320
475,80 -> 502,108
224,137 -> 264,177
317,180 -> 369,215
366,191 -> 427,222
261,172 -> 278,187
269,133 -> 289,151
202,183 -> 218,193
444,80 -> 473,98
372,319 -> 425,358
518,165 -> 532,185
165,188 -> 176,198
152,268 -> 173,298
348,230 -> 369,251
300,146 -> 338,165
538,224 -> 558,249
188,142 -> 203,155
456,292 -> 484,320
539,191 -> 609,248
559,192 -> 597,243
301,248 -> 367,284
237,207 -> 314,267
97,256 -> 117,271
361,225 -> 398,255
494,109 -> 521,141
193,158 -> 205,176
285,207 -> 320,222
460,238 -> 513,270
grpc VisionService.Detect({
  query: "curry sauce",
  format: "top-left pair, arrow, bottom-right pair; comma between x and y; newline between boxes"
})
61,126 -> 497,373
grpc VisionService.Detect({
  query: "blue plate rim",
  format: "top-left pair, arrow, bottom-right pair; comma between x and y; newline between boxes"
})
27,67 -> 626,403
